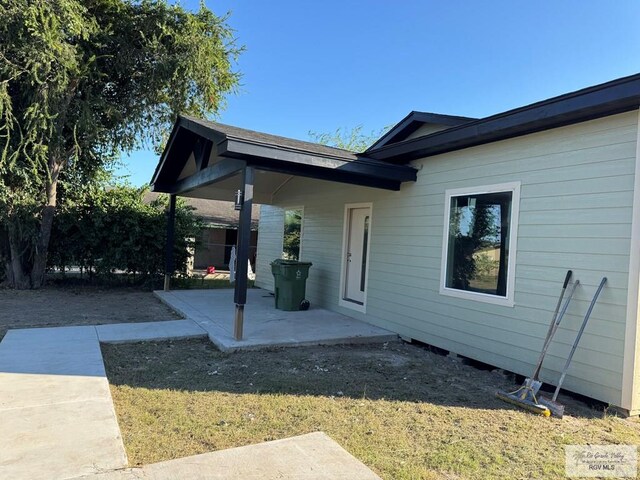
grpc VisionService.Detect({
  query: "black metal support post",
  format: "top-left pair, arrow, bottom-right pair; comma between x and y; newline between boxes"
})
164,194 -> 177,291
234,167 -> 254,340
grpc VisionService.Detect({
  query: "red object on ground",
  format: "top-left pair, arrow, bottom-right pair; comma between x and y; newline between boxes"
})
206,266 -> 216,275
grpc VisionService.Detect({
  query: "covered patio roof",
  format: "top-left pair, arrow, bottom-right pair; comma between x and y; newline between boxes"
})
151,115 -> 417,203
151,115 -> 417,342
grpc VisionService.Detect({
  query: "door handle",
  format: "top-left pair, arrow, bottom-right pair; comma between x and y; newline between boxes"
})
347,252 -> 352,262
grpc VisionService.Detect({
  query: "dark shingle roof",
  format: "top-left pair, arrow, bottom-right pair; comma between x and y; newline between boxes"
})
367,111 -> 478,151
151,115 -> 418,192
182,115 -> 361,159
368,72 -> 640,162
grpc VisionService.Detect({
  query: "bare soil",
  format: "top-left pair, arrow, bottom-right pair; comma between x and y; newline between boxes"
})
103,339 -> 640,479
0,287 -> 181,340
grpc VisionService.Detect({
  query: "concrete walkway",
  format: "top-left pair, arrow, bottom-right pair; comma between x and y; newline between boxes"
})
155,289 -> 397,351
0,320 -> 207,479
0,315 -> 382,479
73,432 -> 381,479
0,326 -> 127,480
95,319 -> 206,343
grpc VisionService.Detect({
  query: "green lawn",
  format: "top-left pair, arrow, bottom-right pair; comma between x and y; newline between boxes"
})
102,339 -> 640,480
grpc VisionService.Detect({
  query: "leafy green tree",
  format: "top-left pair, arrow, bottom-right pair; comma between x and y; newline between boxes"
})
282,209 -> 302,260
474,253 -> 499,278
0,0 -> 242,288
308,125 -> 390,152
448,203 -> 499,292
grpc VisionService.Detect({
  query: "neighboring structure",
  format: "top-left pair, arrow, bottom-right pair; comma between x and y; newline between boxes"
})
151,73 -> 640,415
144,192 -> 259,270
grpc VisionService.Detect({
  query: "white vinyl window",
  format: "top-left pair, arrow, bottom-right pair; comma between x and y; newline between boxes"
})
440,182 -> 520,307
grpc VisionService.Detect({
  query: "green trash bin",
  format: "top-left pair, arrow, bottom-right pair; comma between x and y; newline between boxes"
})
271,259 -> 312,311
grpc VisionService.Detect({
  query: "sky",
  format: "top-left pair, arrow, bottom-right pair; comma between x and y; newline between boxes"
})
117,0 -> 640,186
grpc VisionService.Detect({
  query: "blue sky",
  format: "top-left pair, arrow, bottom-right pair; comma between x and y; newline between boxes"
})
117,0 -> 640,186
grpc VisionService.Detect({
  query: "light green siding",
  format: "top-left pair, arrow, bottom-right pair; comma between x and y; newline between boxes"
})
404,123 -> 451,139
254,205 -> 284,292
256,111 -> 639,408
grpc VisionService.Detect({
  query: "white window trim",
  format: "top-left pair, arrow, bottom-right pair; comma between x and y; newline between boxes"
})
338,202 -> 373,314
439,181 -> 521,307
282,206 -> 304,260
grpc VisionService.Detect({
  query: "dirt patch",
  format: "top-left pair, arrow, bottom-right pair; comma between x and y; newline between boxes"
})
0,287 -> 181,340
104,339 -> 604,416
103,339 -> 640,479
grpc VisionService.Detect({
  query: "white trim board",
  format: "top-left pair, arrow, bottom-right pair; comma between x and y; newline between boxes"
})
439,181 -> 521,308
622,108 -> 640,411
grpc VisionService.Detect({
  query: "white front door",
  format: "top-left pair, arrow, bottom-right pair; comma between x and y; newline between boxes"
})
343,206 -> 371,305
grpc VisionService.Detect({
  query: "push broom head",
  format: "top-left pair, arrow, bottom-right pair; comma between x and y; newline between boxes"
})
496,389 -> 551,417
538,396 -> 565,418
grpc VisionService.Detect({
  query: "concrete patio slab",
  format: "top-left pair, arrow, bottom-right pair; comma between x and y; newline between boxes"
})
155,289 -> 397,351
0,326 -> 128,480
74,432 -> 381,479
96,320 -> 207,344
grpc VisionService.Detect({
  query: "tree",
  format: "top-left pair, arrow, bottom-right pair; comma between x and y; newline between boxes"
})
48,185 -> 202,279
282,209 -> 302,260
308,125 -> 390,152
0,0 -> 242,288
447,202 -> 500,292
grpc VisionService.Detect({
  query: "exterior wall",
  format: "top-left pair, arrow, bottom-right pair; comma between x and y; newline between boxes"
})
195,228 -> 259,270
404,123 -> 452,140
194,228 -> 227,268
255,205 -> 285,291
256,110 -> 639,409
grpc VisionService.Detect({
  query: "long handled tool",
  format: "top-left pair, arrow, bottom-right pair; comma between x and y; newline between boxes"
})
496,270 -> 578,416
539,277 -> 607,418
527,270 -> 574,394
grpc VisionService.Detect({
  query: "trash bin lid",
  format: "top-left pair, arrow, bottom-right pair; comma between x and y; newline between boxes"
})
271,259 -> 312,266
283,261 -> 312,267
